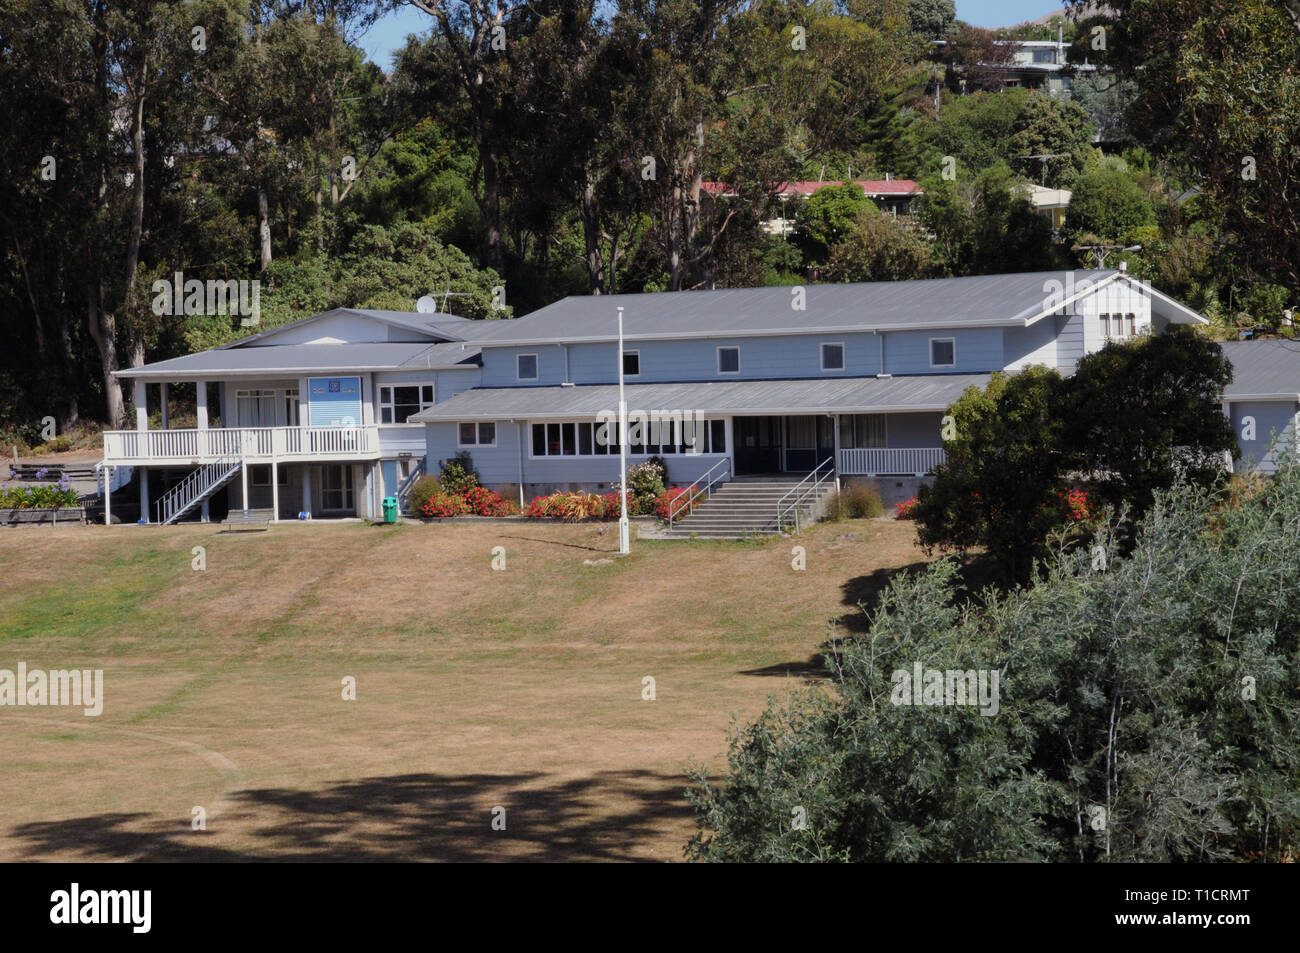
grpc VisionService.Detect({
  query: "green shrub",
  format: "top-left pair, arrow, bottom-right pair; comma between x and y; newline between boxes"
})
824,482 -> 884,520
439,451 -> 479,496
407,476 -> 442,515
614,457 -> 666,513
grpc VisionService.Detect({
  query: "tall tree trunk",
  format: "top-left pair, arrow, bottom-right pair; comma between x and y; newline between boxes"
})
580,164 -> 605,294
122,82 -> 147,369
482,148 -> 504,274
87,291 -> 125,428
258,188 -> 272,269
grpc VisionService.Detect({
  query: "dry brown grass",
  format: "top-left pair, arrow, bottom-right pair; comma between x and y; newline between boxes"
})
0,517 -> 930,861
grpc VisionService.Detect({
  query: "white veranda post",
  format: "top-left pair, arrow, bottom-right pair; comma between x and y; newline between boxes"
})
618,305 -> 630,556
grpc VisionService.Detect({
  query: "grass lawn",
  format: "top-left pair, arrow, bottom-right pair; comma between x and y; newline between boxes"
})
0,516 -> 931,861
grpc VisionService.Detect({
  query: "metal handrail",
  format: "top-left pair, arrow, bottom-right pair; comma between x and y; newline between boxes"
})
154,453 -> 242,525
393,456 -> 428,513
775,456 -> 835,534
667,456 -> 732,528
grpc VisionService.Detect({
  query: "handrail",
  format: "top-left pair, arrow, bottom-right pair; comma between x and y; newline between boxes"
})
393,456 -> 428,513
667,456 -> 732,528
154,453 -> 242,525
775,456 -> 835,534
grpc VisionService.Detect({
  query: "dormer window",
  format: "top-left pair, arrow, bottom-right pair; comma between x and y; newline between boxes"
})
929,338 -> 955,368
820,342 -> 845,372
517,353 -> 539,380
717,346 -> 741,374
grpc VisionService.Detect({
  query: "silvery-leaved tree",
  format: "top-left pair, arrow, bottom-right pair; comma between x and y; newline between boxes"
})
689,463 -> 1300,862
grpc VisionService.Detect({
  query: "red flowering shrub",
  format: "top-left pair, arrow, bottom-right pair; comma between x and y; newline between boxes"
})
894,496 -> 920,519
419,485 -> 517,518
463,485 -> 518,516
420,489 -> 469,518
653,485 -> 694,519
1061,487 -> 1092,522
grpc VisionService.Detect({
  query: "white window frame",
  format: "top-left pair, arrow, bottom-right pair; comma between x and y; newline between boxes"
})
622,349 -> 641,378
516,353 -> 539,381
820,342 -> 846,372
528,418 -> 725,459
929,337 -> 956,368
378,382 -> 436,426
717,345 -> 741,375
457,421 -> 498,448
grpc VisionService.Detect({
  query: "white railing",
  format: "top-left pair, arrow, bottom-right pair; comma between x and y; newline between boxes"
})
155,454 -> 242,525
666,457 -> 732,529
104,426 -> 380,463
776,457 -> 836,535
838,447 -> 946,476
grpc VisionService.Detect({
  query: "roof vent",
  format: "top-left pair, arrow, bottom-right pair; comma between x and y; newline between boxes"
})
560,381 -> 575,387
876,372 -> 892,379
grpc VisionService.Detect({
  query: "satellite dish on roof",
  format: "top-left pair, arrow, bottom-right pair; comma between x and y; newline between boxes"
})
416,295 -> 438,314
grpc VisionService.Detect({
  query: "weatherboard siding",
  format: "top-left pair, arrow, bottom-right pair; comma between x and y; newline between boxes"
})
1229,400 -> 1299,474
881,328 -> 1004,375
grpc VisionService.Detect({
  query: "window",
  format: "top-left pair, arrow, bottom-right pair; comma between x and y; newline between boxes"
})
458,422 -> 497,447
249,464 -> 288,487
1125,312 -> 1136,336
379,384 -> 435,424
1032,49 -> 1056,64
839,414 -> 887,449
717,346 -> 741,374
821,342 -> 845,371
930,338 -> 956,367
517,353 -> 539,380
236,388 -> 298,427
530,418 -> 725,457
622,350 -> 640,377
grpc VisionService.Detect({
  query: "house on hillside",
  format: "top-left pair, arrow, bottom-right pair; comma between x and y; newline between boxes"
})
1218,341 -> 1300,474
99,268 -> 1292,529
701,178 -> 923,237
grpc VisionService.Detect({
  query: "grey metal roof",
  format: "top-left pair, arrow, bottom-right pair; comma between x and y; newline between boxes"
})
465,271 -> 1122,346
219,307 -> 492,349
1221,341 -> 1300,400
410,374 -> 991,421
116,342 -> 481,380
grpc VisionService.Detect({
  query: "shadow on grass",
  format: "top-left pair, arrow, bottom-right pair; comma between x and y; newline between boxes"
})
741,552 -> 1005,684
8,769 -> 694,862
498,534 -> 611,554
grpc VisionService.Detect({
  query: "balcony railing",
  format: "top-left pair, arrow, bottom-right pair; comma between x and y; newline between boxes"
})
838,447 -> 946,476
104,426 -> 380,464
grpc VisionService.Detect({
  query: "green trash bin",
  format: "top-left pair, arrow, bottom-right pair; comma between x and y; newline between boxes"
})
382,496 -> 398,524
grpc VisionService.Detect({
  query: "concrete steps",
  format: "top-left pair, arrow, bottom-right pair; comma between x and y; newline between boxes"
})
662,478 -> 834,539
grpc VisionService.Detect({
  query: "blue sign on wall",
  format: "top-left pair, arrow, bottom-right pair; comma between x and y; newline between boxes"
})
308,376 -> 362,427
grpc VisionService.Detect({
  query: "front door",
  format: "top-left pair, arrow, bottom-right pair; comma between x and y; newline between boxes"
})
321,464 -> 354,513
783,416 -> 836,473
733,416 -> 782,474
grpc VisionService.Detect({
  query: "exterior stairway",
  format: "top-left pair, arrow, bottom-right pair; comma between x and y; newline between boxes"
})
662,477 -> 836,539
155,455 -> 243,525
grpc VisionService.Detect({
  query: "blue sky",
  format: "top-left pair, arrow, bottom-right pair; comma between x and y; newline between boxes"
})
359,2 -> 1066,70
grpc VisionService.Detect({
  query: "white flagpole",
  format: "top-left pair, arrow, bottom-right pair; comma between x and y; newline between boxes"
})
618,305 -> 630,555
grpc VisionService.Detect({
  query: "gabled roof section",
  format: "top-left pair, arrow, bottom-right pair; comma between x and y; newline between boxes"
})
115,342 -> 481,380
1221,341 -> 1300,401
219,307 -> 479,349
466,270 -> 1120,346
